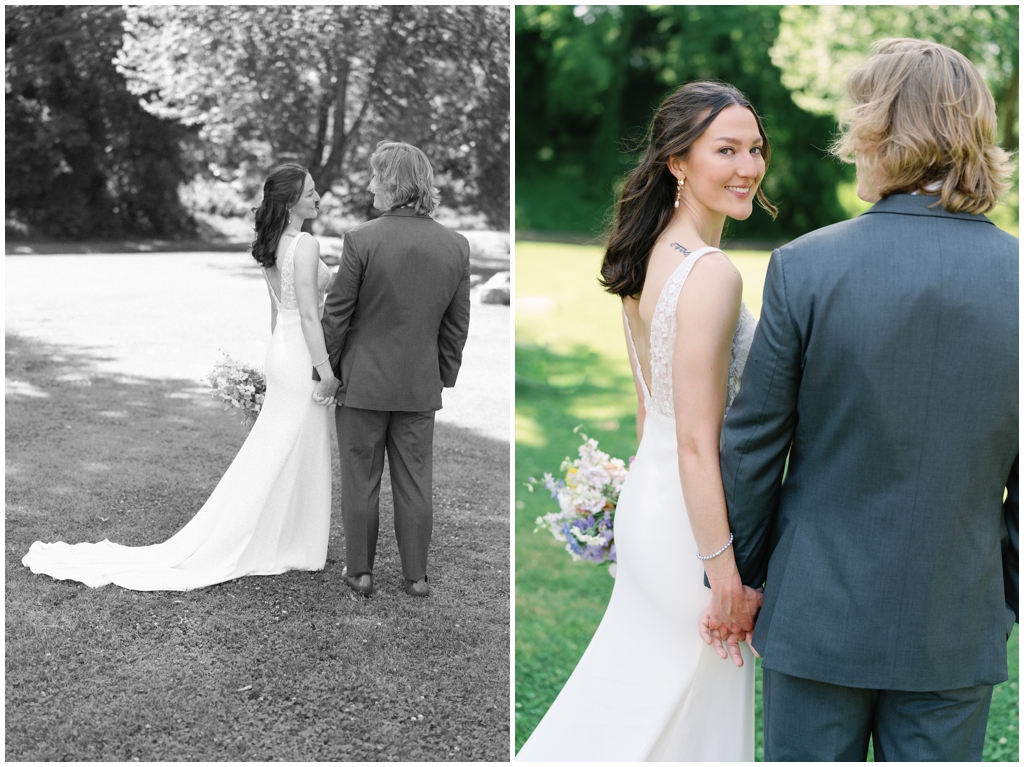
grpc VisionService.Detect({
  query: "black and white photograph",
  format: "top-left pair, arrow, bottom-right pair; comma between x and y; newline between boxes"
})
7,4 -> 510,761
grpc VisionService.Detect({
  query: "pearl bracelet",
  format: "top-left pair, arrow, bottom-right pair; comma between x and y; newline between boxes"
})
696,533 -> 734,561
313,354 -> 330,368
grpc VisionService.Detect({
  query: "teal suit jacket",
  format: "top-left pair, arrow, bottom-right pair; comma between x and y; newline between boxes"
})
721,194 -> 1018,690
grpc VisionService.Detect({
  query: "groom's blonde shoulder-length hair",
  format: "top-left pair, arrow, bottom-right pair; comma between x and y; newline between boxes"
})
370,140 -> 441,215
831,38 -> 1012,215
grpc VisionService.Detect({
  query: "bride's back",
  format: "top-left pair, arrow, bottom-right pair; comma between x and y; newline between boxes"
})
623,238 -> 717,395
623,240 -> 752,424
263,233 -> 300,298
623,248 -> 688,393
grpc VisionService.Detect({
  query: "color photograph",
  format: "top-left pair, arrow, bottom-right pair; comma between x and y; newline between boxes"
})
515,5 -> 1018,761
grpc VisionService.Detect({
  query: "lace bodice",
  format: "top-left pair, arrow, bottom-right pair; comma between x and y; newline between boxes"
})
265,232 -> 332,312
625,247 -> 756,426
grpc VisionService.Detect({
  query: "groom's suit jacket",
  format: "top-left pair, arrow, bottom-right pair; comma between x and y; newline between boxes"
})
721,194 -> 1018,691
320,208 -> 471,412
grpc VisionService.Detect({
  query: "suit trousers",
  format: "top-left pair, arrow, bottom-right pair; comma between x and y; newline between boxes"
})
335,405 -> 435,582
762,668 -> 993,761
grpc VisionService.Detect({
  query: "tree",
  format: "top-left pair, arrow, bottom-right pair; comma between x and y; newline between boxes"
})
771,5 -> 1019,150
118,5 -> 510,228
5,5 -> 194,238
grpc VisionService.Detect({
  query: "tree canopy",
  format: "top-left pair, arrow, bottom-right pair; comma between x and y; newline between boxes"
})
772,5 -> 1018,149
6,6 -> 193,237
6,5 -> 510,239
118,5 -> 510,227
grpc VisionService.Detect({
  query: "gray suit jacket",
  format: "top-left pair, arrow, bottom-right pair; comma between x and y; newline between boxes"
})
721,194 -> 1018,691
320,208 -> 471,412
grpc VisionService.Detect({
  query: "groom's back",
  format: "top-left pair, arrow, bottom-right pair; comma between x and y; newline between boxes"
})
337,210 -> 470,412
351,213 -> 468,320
786,197 -> 1017,504
754,193 -> 1017,690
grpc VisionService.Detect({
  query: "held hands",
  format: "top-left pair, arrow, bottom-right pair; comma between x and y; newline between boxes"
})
312,374 -> 339,407
698,572 -> 763,667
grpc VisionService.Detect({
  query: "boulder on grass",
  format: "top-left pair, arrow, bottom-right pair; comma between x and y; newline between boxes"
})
477,271 -> 510,305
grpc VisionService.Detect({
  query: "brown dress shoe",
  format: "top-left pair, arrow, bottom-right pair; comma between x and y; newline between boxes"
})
404,577 -> 429,597
342,567 -> 373,597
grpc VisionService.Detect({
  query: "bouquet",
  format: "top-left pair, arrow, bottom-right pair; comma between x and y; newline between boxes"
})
206,353 -> 266,428
529,430 -> 630,576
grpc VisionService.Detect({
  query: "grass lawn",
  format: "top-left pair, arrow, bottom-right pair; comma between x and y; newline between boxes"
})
6,333 -> 509,761
514,240 -> 1019,760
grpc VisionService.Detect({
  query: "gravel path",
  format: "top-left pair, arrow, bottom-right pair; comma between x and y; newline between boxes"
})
5,251 -> 509,442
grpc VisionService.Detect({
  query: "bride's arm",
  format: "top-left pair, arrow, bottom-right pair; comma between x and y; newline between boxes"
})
293,237 -> 337,391
672,254 -> 761,656
621,302 -> 647,444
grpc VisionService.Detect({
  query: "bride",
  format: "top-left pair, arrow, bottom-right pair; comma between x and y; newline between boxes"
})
22,164 -> 338,591
517,82 -> 775,761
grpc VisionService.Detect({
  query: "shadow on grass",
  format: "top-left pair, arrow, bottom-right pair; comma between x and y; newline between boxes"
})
514,340 -> 1019,762
6,333 -> 509,761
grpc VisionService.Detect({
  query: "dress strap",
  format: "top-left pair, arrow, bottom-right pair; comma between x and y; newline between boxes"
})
262,232 -> 308,306
652,246 -> 724,325
644,245 -> 727,418
283,231 -> 308,262
680,245 -> 723,265
278,232 -> 310,308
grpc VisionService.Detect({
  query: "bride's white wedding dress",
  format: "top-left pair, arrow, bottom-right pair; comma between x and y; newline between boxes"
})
23,232 -> 333,591
517,247 -> 757,762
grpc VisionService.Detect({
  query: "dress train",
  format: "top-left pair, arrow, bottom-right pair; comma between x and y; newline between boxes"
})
23,235 -> 333,591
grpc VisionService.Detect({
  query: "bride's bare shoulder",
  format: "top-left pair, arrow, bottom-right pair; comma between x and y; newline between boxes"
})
688,249 -> 741,288
674,250 -> 742,326
293,232 -> 321,259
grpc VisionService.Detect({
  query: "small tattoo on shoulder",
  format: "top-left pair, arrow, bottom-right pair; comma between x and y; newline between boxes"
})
670,242 -> 690,255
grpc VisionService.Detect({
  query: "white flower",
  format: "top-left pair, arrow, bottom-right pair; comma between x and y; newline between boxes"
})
207,353 -> 266,429
571,529 -> 605,547
531,432 -> 629,569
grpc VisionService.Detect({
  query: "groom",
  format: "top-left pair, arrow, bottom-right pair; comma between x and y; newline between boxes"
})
714,40 -> 1018,760
314,140 -> 471,598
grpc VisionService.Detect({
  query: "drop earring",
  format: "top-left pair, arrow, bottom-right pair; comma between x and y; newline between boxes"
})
287,210 -> 292,225
674,177 -> 685,208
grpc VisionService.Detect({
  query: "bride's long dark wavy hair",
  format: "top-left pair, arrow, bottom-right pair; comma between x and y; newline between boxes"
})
251,163 -> 308,268
600,82 -> 778,299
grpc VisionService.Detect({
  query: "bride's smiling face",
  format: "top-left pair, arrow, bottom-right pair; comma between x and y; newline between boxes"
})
290,173 -> 320,222
670,105 -> 765,222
